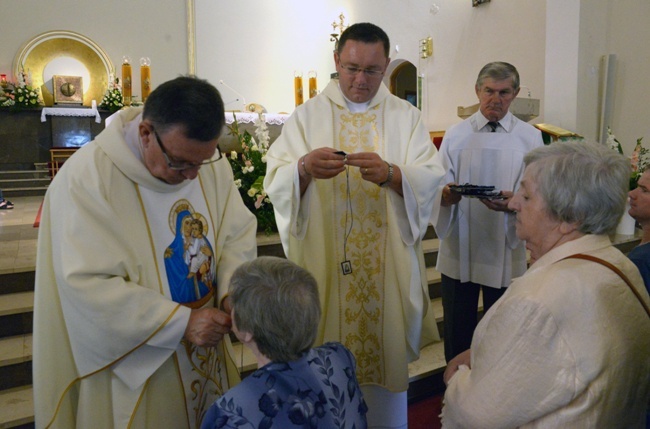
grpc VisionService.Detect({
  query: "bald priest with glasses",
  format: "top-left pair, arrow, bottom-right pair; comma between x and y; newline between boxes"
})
33,76 -> 257,429
265,22 -> 445,429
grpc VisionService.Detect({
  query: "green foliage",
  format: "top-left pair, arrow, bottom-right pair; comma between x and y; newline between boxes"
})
226,114 -> 277,235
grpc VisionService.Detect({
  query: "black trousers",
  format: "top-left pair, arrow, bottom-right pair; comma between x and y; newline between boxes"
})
441,274 -> 506,362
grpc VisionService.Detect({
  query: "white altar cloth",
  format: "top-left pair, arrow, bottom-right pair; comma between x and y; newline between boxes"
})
225,111 -> 289,126
41,100 -> 101,123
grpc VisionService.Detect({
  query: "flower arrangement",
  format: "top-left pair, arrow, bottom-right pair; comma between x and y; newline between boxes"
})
607,127 -> 648,190
99,77 -> 124,112
227,113 -> 277,235
1,68 -> 42,108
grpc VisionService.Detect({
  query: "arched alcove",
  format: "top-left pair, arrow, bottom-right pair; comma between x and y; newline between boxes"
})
386,59 -> 418,108
13,30 -> 114,107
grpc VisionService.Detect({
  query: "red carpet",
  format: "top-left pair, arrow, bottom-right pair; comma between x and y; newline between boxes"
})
408,394 -> 443,429
33,201 -> 43,228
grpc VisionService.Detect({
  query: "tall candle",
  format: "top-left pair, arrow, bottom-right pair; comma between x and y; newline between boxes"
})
308,70 -> 318,98
121,56 -> 132,106
140,57 -> 151,103
294,71 -> 304,107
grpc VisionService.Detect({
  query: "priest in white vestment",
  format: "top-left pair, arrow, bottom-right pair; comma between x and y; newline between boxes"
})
33,76 -> 257,428
264,23 -> 445,428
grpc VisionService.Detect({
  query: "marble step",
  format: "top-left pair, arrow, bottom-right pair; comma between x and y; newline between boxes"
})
0,385 -> 33,428
0,335 -> 32,369
0,292 -> 33,317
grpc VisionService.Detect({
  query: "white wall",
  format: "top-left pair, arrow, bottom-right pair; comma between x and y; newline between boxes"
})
1,0 -> 188,101
1,0 -> 649,154
195,0 -> 546,132
605,0 -> 650,153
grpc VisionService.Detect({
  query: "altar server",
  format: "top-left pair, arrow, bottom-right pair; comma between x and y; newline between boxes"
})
432,62 -> 544,363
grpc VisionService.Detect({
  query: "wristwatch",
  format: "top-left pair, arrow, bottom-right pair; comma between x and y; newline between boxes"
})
379,162 -> 393,187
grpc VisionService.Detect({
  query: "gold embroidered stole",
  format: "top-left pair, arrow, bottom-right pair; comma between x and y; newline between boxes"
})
332,104 -> 388,385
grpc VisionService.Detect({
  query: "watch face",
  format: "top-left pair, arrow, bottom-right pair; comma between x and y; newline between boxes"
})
53,75 -> 83,104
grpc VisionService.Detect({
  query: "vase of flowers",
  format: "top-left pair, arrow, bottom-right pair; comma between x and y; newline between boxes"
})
99,77 -> 124,112
227,113 -> 277,235
608,127 -> 647,235
1,68 -> 42,109
608,127 -> 648,190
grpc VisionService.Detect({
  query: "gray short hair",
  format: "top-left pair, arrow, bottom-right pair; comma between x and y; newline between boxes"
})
476,62 -> 520,91
523,141 -> 630,235
229,256 -> 321,362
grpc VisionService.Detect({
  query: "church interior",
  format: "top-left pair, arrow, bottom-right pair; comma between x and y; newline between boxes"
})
1,0 -> 649,427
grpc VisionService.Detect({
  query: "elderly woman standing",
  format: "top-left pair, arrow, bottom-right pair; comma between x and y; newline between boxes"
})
441,141 -> 650,428
201,256 -> 368,429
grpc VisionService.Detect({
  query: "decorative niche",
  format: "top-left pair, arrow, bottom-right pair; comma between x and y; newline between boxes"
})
13,30 -> 114,107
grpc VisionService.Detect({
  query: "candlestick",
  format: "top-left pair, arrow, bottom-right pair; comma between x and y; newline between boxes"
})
308,70 -> 318,99
122,56 -> 132,106
294,71 -> 304,107
140,57 -> 151,103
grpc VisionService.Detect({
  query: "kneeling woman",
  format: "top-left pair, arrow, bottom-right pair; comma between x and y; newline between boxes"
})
201,256 -> 368,429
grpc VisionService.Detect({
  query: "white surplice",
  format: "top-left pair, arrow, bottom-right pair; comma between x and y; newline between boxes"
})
433,111 -> 543,288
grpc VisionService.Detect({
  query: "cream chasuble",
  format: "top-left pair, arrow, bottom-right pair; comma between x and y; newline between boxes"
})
33,107 -> 256,429
265,81 -> 445,392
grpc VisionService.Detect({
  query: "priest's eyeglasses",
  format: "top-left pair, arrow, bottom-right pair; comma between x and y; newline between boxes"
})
340,64 -> 384,78
153,128 -> 222,171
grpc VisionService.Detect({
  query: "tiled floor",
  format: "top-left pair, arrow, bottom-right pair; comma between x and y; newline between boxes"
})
0,196 -> 42,275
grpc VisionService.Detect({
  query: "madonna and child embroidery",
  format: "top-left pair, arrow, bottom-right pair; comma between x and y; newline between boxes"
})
164,199 -> 216,307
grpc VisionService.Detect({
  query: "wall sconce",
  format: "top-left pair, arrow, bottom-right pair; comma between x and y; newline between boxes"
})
420,37 -> 433,59
472,0 -> 491,6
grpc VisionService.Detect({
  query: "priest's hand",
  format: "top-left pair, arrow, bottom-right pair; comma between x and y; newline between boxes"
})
346,152 -> 402,195
300,148 -> 347,180
184,307 -> 232,347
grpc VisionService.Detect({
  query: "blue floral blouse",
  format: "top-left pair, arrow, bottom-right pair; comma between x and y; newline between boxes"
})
201,342 -> 368,429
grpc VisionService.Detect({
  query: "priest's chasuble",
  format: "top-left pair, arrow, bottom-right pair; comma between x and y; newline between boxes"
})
264,80 -> 445,392
33,108 -> 257,428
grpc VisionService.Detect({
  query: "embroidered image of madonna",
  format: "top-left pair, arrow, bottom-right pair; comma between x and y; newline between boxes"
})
164,201 -> 216,306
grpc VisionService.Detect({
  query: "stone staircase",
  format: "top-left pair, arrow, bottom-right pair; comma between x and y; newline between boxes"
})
0,218 -> 448,428
0,164 -> 50,198
0,271 -> 34,428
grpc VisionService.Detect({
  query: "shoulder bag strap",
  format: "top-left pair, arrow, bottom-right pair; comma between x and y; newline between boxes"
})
562,253 -> 650,319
